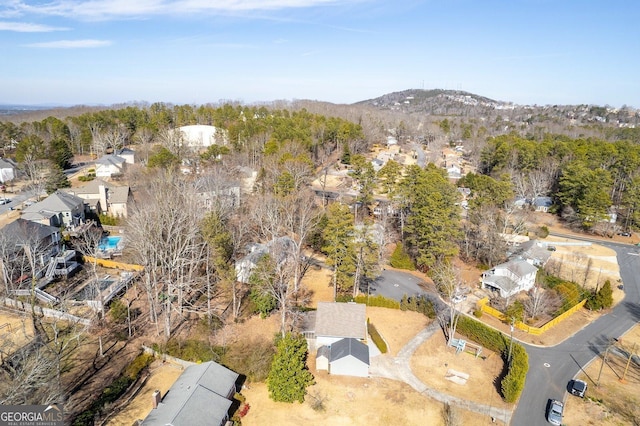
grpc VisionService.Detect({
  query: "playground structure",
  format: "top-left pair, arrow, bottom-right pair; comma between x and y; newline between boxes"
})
448,337 -> 483,358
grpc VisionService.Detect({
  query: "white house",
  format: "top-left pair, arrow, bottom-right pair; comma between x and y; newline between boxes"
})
116,148 -> 135,164
327,337 -> 370,377
95,154 -> 126,178
481,258 -> 538,298
0,158 -> 16,183
235,237 -> 295,284
533,196 -> 553,212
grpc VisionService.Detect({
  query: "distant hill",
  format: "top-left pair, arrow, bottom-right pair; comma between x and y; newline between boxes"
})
353,89 -> 640,130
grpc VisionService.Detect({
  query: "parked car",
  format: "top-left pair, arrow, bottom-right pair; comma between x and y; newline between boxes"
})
547,246 -> 557,251
570,379 -> 587,397
451,294 -> 467,304
547,399 -> 564,425
618,231 -> 632,237
0,198 -> 10,205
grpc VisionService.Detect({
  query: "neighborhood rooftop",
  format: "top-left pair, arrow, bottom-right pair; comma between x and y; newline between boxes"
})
315,302 -> 367,340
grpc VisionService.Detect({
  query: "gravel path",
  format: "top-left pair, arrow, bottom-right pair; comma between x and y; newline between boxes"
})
369,322 -> 512,424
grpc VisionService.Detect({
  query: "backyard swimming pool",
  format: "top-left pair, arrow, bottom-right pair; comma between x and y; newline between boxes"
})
99,236 -> 122,251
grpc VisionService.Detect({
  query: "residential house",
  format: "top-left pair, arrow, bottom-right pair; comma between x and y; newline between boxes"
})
116,147 -> 136,164
235,236 -> 295,284
21,190 -> 86,228
481,258 -> 538,298
308,302 -> 370,377
327,337 -> 370,377
533,196 -> 553,212
95,154 -> 126,179
0,158 -> 16,183
0,219 -> 61,281
65,179 -> 132,218
313,302 -> 367,348
143,361 -> 239,426
195,176 -> 241,211
515,240 -> 552,267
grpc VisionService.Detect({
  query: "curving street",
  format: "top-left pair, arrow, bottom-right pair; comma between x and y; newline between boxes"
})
511,238 -> 640,425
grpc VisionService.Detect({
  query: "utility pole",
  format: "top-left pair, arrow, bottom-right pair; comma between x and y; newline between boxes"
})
620,342 -> 636,383
597,342 -> 613,386
508,320 -> 515,364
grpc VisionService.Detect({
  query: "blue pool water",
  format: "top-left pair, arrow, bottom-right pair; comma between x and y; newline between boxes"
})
99,236 -> 122,251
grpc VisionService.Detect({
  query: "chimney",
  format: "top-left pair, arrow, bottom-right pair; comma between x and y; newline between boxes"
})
98,184 -> 108,214
152,390 -> 161,409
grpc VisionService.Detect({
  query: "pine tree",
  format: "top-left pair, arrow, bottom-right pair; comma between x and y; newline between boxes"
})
45,165 -> 71,194
267,333 -> 314,403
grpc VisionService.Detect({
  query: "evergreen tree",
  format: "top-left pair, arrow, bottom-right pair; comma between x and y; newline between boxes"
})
45,165 -> 71,194
267,333 -> 314,403
322,203 -> 355,299
401,165 -> 461,271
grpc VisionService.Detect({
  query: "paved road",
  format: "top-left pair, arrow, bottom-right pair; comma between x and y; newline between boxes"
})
511,239 -> 640,425
367,269 -> 430,301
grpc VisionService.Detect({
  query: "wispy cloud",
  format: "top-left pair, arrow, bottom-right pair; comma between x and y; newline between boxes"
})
8,0 -> 357,20
0,21 -> 68,32
26,39 -> 112,48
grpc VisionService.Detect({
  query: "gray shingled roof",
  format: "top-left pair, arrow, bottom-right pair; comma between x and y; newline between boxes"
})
0,218 -> 58,243
482,275 -> 518,295
315,302 -> 366,340
502,258 -> 538,278
95,154 -> 125,166
23,190 -> 83,214
67,179 -> 130,204
329,338 -> 369,365
143,361 -> 238,426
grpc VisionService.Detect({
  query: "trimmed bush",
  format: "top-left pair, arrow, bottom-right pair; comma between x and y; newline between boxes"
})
353,294 -> 400,309
367,319 -> 387,354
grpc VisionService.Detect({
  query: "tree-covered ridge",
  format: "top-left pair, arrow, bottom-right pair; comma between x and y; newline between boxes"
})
477,134 -> 640,230
0,104 -> 363,165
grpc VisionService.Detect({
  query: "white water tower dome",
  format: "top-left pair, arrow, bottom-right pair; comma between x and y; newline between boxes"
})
178,125 -> 227,148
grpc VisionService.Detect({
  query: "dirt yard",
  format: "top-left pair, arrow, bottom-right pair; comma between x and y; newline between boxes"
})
411,331 -> 512,413
106,360 -> 184,426
563,324 -> 640,426
0,309 -> 35,357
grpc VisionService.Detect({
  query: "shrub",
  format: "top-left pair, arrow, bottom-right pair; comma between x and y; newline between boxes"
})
585,280 -> 614,311
473,309 -> 483,318
537,226 -> 549,238
161,339 -> 224,363
354,294 -> 400,309
99,214 -> 120,226
400,294 -> 436,319
389,242 -> 416,270
222,338 -> 276,382
367,319 -> 388,354
78,173 -> 96,182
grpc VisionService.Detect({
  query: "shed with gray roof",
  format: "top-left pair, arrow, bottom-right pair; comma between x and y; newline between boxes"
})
328,337 -> 370,377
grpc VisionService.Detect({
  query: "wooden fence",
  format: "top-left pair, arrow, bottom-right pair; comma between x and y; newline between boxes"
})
477,297 -> 587,336
83,256 -> 144,272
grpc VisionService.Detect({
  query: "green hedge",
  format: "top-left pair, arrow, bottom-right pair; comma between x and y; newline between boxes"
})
367,319 -> 387,354
353,294 -> 400,309
456,316 -> 528,403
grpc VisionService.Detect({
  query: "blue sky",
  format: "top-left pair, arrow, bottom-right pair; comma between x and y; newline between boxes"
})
1,0 -> 639,107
